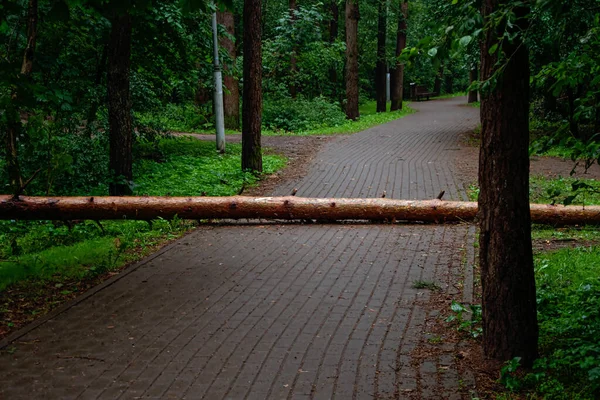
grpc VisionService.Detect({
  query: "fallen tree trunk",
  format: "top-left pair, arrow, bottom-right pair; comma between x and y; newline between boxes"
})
2,196 -> 600,225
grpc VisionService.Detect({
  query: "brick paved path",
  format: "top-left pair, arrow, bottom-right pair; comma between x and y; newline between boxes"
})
0,97 -> 480,399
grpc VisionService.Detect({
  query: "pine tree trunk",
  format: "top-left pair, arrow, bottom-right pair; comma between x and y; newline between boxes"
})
390,0 -> 407,111
242,0 -> 263,172
375,0 -> 387,113
107,12 -> 133,196
467,65 -> 478,103
329,0 -> 340,103
6,0 -> 38,194
289,0 -> 298,98
479,0 -> 538,367
345,0 -> 360,120
217,11 -> 240,130
5,196 -> 600,225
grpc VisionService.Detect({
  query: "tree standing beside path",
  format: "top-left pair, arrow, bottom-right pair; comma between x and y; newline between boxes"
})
478,0 -> 538,366
5,0 -> 38,195
217,11 -> 240,131
390,0 -> 407,111
242,0 -> 263,172
107,10 -> 133,196
375,0 -> 387,113
345,0 -> 359,120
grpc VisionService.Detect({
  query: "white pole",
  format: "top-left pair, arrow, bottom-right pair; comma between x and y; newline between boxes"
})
212,10 -> 225,153
386,72 -> 390,102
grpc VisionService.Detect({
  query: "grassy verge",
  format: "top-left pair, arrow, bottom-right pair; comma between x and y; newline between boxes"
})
140,100 -> 414,136
496,246 -> 600,399
0,138 -> 286,337
294,101 -> 414,136
434,91 -> 467,99
468,176 -> 600,206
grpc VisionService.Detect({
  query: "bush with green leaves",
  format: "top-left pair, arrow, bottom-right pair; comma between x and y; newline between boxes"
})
262,96 -> 346,133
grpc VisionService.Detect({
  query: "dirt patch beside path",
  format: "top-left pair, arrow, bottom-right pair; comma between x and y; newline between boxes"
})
455,140 -> 600,186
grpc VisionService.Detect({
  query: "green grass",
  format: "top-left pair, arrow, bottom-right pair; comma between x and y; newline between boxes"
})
160,100 -> 415,136
134,137 -> 286,196
0,138 -> 286,293
412,280 -> 442,291
530,176 -> 600,206
257,100 -> 414,136
468,176 -> 600,206
525,246 -> 600,399
294,101 -> 414,135
435,91 -> 467,99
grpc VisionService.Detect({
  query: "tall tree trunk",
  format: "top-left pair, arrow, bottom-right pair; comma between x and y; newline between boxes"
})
329,0 -> 340,103
479,0 -> 538,367
390,0 -> 407,111
217,11 -> 240,130
107,12 -> 133,196
242,0 -> 263,172
345,0 -> 359,120
375,0 -> 387,113
20,0 -> 37,76
467,65 -> 478,103
289,0 -> 298,98
6,0 -> 38,194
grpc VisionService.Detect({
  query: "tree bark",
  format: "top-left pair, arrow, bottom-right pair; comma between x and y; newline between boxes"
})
217,11 -> 240,130
329,0 -> 340,102
289,0 -> 298,98
6,0 -> 38,195
107,12 -> 133,196
375,0 -> 387,113
390,0 -> 407,111
3,196 -> 600,225
467,65 -> 478,103
479,0 -> 538,367
242,0 -> 263,172
345,0 -> 360,120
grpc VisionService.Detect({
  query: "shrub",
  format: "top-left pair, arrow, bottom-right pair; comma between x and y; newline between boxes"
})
262,96 -> 346,133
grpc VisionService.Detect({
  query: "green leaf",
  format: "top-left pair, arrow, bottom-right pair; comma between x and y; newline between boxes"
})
488,43 -> 499,55
427,47 -> 438,57
459,35 -> 472,47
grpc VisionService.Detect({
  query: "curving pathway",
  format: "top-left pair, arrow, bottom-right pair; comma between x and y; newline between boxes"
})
0,97 -> 480,399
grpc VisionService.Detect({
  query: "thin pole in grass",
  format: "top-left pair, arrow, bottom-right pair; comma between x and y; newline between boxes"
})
212,5 -> 226,153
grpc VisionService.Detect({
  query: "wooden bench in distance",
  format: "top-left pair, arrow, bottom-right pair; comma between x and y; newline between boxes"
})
413,85 -> 437,101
